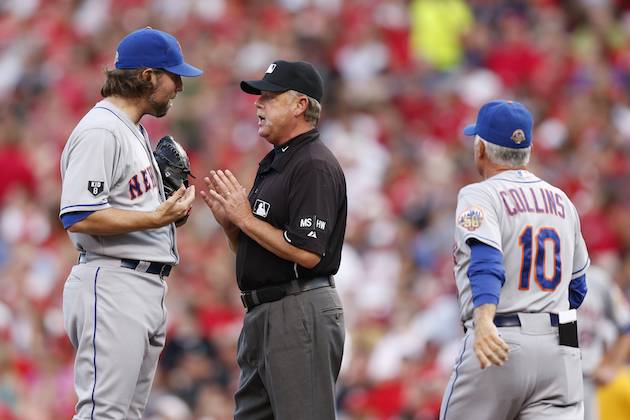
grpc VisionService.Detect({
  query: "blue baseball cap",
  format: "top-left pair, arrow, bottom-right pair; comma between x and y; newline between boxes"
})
115,27 -> 203,77
463,100 -> 533,149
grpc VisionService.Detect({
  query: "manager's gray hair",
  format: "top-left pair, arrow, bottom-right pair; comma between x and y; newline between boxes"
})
288,90 -> 321,126
475,135 -> 531,167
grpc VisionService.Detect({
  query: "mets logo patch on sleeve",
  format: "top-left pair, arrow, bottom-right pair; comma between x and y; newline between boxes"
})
458,207 -> 484,231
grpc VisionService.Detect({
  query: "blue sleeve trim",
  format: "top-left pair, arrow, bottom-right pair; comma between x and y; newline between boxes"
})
569,274 -> 587,309
61,211 -> 94,229
467,240 -> 505,308
620,324 -> 630,334
60,201 -> 108,211
473,293 -> 500,306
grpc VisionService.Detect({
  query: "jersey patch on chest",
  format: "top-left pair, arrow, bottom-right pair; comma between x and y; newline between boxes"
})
458,207 -> 484,231
88,181 -> 104,196
253,199 -> 270,218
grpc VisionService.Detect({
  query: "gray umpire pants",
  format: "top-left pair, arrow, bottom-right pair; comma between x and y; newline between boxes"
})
234,285 -> 345,420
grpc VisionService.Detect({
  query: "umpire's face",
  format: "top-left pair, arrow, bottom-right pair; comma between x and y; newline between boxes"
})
255,90 -> 304,145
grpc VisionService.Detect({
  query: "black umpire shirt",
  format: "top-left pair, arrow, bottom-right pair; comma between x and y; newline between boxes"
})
236,128 -> 347,291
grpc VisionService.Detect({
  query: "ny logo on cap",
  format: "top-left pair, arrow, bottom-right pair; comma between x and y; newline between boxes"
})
266,63 -> 277,74
511,129 -> 526,144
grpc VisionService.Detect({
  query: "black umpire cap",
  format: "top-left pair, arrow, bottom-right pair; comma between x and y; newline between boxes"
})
240,60 -> 324,103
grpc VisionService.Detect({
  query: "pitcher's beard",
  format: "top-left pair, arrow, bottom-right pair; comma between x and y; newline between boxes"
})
147,95 -> 170,118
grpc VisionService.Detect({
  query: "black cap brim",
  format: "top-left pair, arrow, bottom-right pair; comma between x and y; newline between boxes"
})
240,79 -> 288,95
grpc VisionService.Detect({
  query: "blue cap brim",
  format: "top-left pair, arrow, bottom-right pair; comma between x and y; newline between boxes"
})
163,62 -> 203,77
463,124 -> 477,136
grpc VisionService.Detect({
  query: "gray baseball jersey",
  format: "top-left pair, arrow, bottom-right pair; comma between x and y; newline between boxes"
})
60,99 -> 176,419
453,170 -> 589,321
441,169 -> 590,420
579,265 -> 630,420
59,99 -> 178,264
579,265 -> 630,374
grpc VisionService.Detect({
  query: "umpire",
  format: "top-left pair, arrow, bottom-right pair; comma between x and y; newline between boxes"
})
201,60 -> 347,419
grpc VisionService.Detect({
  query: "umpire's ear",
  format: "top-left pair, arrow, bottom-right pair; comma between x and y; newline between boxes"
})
292,94 -> 309,118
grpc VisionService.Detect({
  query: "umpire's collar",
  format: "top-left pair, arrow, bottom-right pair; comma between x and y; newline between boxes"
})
259,128 -> 319,173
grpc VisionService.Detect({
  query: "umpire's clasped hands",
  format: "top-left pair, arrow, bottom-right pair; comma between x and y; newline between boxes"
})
201,170 -> 252,230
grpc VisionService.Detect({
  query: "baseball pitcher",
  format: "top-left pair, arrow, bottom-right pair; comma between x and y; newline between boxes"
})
59,28 -> 200,419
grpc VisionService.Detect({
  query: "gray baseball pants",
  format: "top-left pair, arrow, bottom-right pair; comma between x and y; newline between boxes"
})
440,312 -> 584,420
63,260 -> 168,420
583,377 -> 599,420
234,286 -> 345,420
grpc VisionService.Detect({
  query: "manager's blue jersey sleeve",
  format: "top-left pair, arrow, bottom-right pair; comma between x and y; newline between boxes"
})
467,239 -> 506,307
568,274 -> 587,309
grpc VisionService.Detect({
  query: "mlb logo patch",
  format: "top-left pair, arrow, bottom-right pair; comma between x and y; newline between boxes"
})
88,181 -> 104,196
253,199 -> 270,218
458,207 -> 484,231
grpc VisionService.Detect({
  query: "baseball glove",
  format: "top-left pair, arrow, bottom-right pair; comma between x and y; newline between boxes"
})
153,135 -> 194,198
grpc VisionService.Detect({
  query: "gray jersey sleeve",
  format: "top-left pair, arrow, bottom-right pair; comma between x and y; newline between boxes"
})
455,183 -> 502,251
569,202 -> 590,279
60,128 -> 121,216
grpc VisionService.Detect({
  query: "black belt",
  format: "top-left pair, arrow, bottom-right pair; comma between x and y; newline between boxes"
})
493,313 -> 559,327
463,313 -> 559,333
78,254 -> 172,277
240,276 -> 334,311
463,313 -> 577,347
120,259 -> 172,277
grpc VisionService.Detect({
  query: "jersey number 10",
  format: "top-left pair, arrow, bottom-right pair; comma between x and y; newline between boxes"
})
518,226 -> 561,291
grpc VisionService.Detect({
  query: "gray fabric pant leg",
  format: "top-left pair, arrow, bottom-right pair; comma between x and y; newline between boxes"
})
234,286 -> 345,420
63,263 -> 168,420
583,377 -> 599,420
440,314 -> 584,420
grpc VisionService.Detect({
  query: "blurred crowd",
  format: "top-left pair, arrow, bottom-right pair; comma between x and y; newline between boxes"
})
2,0 -> 630,419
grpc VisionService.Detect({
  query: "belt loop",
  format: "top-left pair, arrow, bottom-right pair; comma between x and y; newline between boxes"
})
136,261 -> 150,272
251,290 -> 260,306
